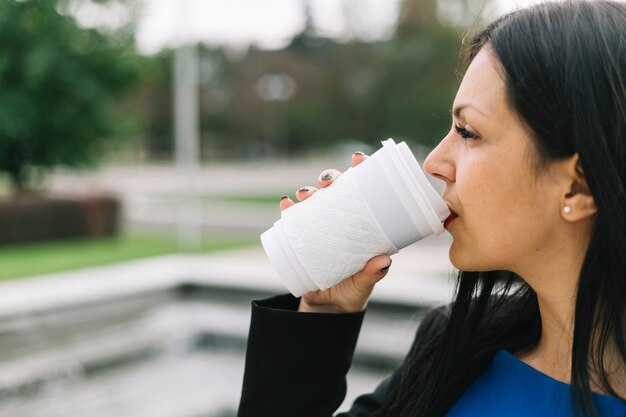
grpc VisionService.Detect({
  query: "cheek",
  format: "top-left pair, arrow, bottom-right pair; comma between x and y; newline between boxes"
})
457,154 -> 512,225
450,153 -> 553,270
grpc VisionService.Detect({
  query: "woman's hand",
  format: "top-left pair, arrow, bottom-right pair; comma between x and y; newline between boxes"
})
279,152 -> 393,314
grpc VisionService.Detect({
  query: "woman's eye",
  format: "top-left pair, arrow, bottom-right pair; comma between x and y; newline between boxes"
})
454,124 -> 477,140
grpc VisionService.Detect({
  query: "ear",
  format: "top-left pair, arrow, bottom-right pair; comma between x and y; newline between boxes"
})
560,154 -> 596,222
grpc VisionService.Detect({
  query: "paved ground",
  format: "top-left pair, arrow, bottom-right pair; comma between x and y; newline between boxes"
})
0,238 -> 456,416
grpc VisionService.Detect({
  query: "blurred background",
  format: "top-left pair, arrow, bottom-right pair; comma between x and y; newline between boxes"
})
0,0 -> 544,416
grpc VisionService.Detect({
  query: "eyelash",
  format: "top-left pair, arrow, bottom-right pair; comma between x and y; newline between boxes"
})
454,124 -> 477,140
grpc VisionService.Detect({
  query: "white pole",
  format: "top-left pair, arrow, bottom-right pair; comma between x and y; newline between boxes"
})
173,3 -> 201,251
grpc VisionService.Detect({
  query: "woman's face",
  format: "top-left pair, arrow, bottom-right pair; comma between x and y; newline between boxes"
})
423,47 -> 564,273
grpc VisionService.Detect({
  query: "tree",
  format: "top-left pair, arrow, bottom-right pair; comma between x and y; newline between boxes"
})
0,0 -> 140,193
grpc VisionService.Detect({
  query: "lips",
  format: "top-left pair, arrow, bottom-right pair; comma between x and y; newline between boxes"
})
443,213 -> 458,229
443,204 -> 459,229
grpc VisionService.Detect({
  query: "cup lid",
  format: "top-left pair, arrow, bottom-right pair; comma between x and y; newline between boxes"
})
380,139 -> 448,235
396,141 -> 449,226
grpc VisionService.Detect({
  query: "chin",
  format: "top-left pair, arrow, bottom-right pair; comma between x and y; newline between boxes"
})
448,243 -> 491,272
448,244 -> 467,270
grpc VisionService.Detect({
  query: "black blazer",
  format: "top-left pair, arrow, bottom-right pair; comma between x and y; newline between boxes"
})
237,294 -> 494,417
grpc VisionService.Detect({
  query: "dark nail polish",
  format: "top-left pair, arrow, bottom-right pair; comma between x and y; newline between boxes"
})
379,263 -> 392,273
320,172 -> 333,181
280,195 -> 289,200
353,151 -> 365,156
298,187 -> 309,193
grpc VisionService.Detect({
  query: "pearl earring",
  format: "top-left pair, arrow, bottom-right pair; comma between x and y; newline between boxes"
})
563,206 -> 572,214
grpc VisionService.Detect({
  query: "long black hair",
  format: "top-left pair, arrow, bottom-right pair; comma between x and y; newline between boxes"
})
374,2 -> 626,416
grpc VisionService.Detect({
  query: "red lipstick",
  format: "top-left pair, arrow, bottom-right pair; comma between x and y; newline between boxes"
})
443,212 -> 459,229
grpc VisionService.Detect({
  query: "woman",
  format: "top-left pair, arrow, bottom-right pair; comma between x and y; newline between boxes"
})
238,2 -> 626,416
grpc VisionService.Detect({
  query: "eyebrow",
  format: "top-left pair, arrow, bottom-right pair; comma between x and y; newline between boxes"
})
452,103 -> 488,119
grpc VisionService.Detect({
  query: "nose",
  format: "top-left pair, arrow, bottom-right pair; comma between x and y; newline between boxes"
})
423,132 -> 455,184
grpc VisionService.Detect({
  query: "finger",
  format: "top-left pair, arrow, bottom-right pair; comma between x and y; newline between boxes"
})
317,169 -> 342,188
356,255 -> 392,288
351,151 -> 369,167
295,186 -> 318,202
279,195 -> 294,211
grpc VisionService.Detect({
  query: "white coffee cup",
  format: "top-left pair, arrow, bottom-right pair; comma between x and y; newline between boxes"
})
261,138 -> 450,297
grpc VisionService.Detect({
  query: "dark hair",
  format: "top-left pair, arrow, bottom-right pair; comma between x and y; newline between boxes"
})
374,2 -> 626,417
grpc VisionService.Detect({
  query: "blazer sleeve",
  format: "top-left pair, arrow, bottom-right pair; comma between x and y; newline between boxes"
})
237,294 -> 448,417
339,305 -> 448,416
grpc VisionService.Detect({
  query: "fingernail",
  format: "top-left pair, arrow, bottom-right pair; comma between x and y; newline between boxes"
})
298,187 -> 309,193
353,151 -> 365,156
280,195 -> 289,200
379,263 -> 392,273
320,171 -> 333,181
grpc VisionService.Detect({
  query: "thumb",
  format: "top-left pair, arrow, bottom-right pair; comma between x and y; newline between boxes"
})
356,255 -> 392,288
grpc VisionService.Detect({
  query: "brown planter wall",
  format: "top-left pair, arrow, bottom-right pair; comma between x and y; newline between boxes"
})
0,195 -> 121,246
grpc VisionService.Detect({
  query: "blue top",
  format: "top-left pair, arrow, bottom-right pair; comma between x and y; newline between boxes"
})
446,349 -> 626,417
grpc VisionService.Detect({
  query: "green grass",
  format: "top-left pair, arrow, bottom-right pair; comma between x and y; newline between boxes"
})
0,234 -> 258,282
201,195 -> 281,205
163,194 -> 280,206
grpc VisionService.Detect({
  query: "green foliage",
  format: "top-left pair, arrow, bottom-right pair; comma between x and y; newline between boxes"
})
194,29 -> 461,158
277,31 -> 461,153
373,27 -> 462,148
0,0 -> 141,191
